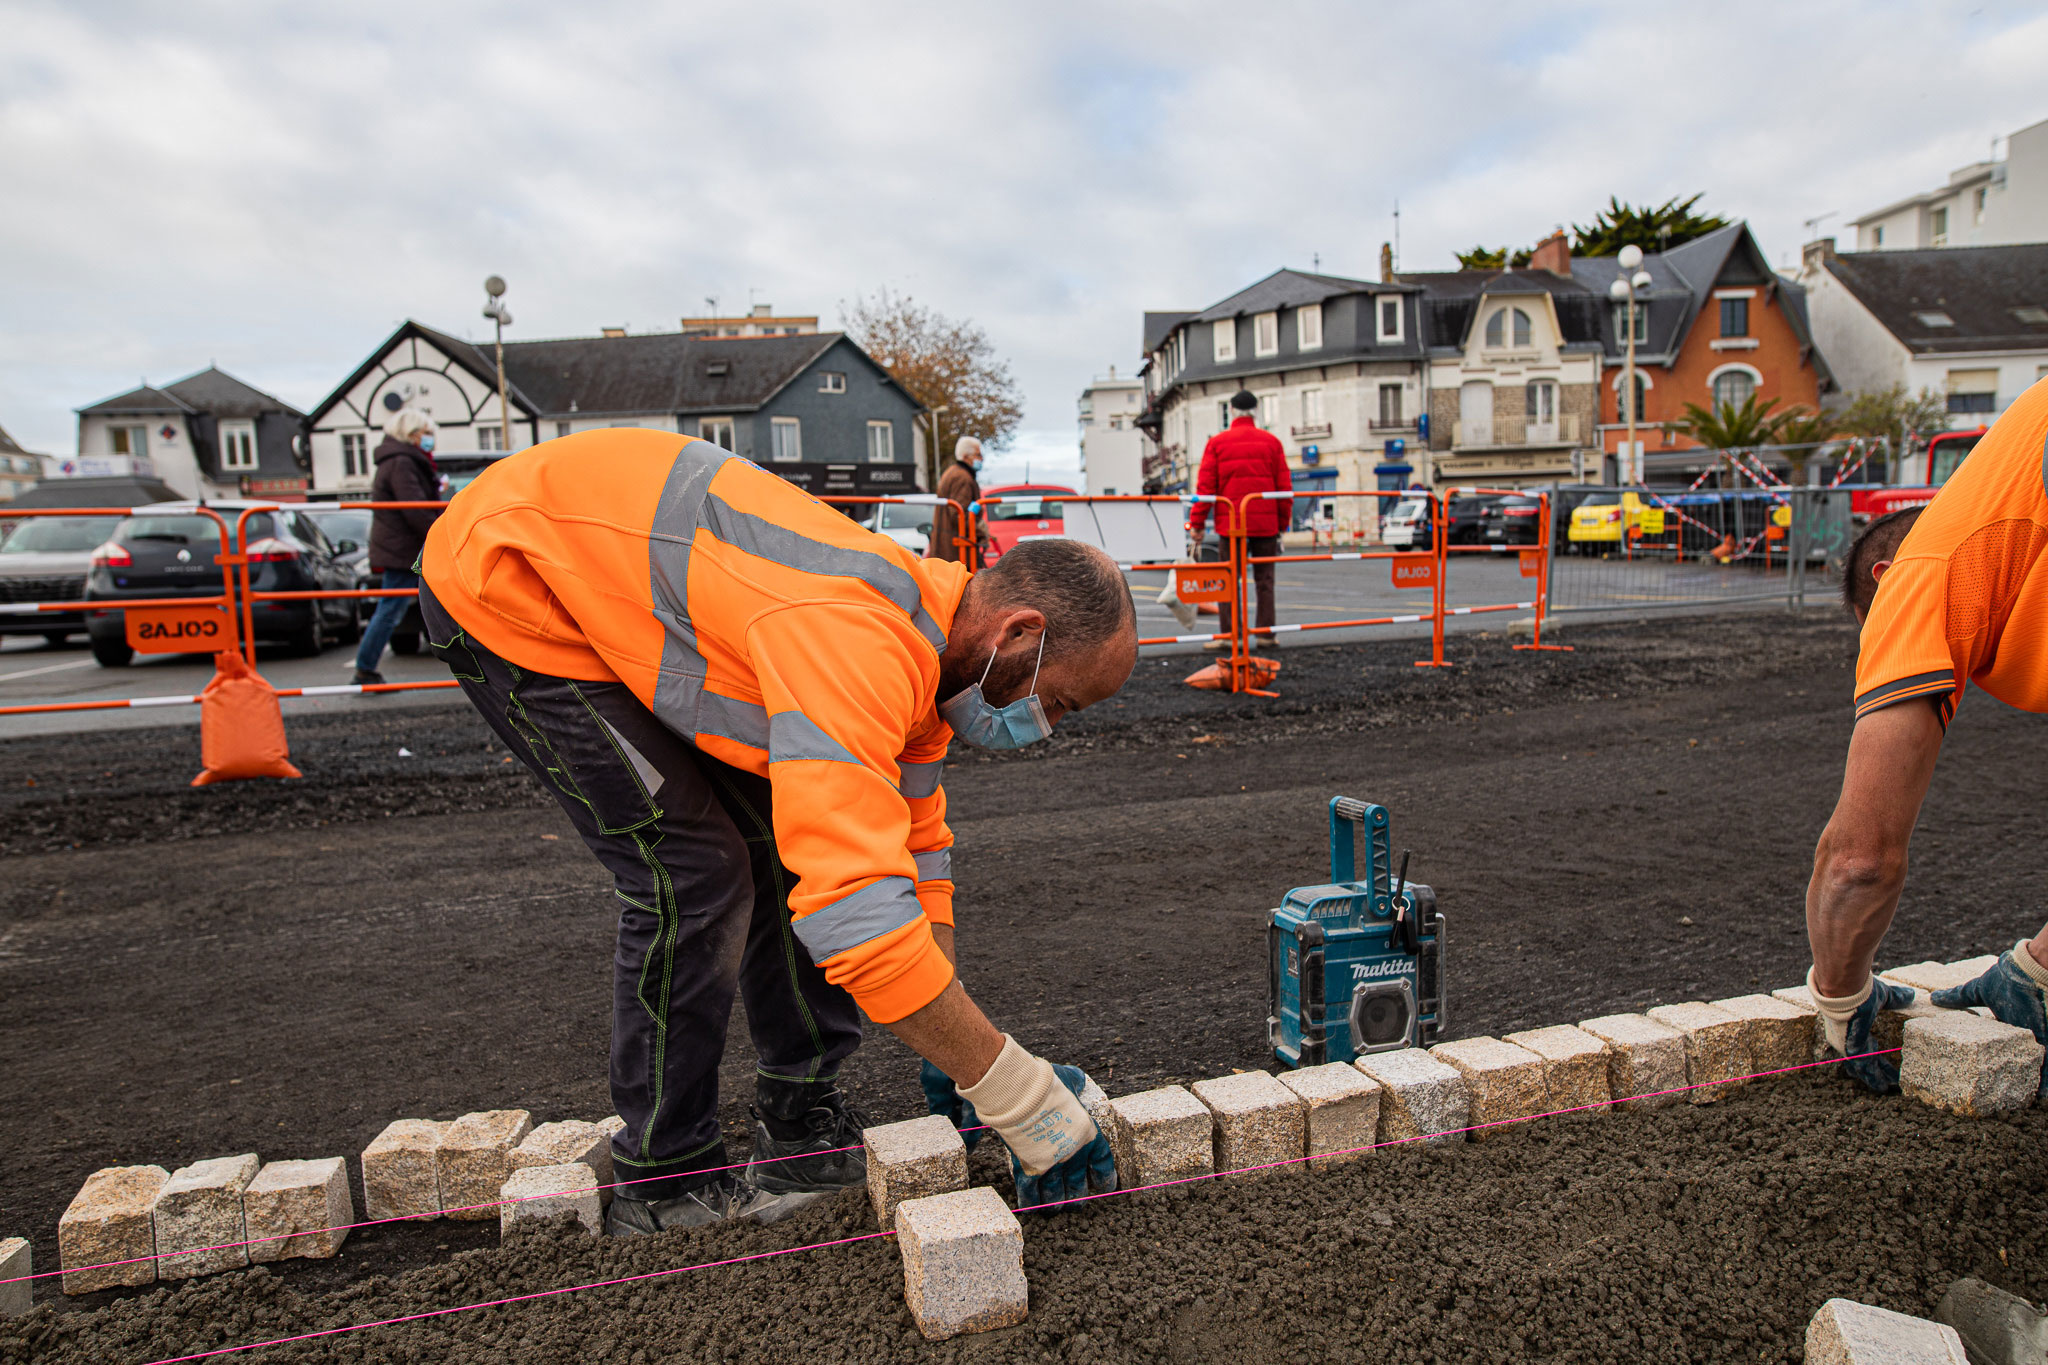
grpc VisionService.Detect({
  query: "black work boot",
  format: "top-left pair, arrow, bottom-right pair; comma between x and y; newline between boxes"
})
1937,1277 -> 2048,1364
604,1175 -> 791,1238
746,1077 -> 869,1202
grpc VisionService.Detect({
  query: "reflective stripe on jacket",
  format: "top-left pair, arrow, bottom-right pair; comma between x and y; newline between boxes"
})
421,429 -> 965,1022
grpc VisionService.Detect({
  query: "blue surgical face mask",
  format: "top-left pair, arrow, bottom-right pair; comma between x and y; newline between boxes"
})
939,633 -> 1053,750
419,433 -> 436,453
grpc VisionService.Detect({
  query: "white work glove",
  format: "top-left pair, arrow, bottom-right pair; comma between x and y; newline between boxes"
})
957,1035 -> 1099,1176
1807,967 -> 1870,1055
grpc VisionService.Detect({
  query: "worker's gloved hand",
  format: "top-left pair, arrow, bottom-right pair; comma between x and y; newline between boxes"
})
918,1058 -> 985,1151
1932,943 -> 2048,1096
1808,967 -> 1916,1093
957,1037 -> 1118,1212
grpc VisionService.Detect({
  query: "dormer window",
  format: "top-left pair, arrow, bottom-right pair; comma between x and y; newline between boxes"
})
1298,303 -> 1323,351
1213,319 -> 1236,363
220,420 -> 257,471
1377,296 -> 1403,343
1914,311 -> 1955,329
1253,312 -> 1278,357
1483,307 -> 1531,348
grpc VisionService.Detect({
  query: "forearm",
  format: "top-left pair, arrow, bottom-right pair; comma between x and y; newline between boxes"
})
886,975 -> 1003,1087
1805,829 -> 1908,995
930,922 -> 955,966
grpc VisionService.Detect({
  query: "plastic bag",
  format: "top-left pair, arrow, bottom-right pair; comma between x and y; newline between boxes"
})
191,651 -> 302,786
1156,574 -> 1199,632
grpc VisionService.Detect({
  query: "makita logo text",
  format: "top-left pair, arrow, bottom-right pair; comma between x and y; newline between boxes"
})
1351,961 -> 1412,981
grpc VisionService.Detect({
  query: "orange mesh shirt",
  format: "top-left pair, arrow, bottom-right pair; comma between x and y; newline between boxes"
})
1854,377 -> 2048,728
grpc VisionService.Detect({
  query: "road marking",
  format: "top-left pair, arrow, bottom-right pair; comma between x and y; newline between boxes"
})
0,658 -> 97,683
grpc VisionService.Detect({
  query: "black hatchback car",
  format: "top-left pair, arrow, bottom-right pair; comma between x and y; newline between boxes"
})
84,501 -> 361,666
1480,494 -> 1546,546
1443,494 -> 1504,545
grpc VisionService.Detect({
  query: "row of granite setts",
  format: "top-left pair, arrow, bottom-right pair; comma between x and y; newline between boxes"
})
6,954 -> 2038,1340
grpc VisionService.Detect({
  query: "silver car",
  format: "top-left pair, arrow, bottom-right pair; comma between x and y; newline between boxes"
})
0,513 -> 123,643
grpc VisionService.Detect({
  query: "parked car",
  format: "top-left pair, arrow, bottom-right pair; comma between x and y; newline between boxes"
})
862,500 -> 935,556
1443,493 -> 1503,545
1380,497 -> 1433,550
1482,494 -> 1545,546
303,506 -> 376,626
0,514 -> 123,643
83,501 -> 360,667
978,484 -> 1075,562
1567,490 -> 1647,551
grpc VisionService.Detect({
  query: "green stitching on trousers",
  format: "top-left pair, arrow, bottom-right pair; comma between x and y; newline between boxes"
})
712,770 -> 828,1081
629,828 -> 682,1163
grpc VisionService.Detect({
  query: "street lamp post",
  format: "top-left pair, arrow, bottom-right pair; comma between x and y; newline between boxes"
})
483,276 -> 514,452
1607,246 -> 1653,485
925,404 -> 949,491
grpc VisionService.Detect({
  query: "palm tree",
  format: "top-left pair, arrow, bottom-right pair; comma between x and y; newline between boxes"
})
1680,395 -> 1786,487
1765,407 -> 1842,486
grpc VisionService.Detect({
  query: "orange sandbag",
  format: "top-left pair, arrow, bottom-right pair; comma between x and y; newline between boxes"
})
1184,655 -> 1281,692
191,651 -> 302,786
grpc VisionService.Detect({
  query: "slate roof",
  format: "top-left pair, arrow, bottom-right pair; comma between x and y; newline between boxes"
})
77,367 -> 305,420
1400,268 -> 1608,353
1818,243 -> 2048,355
0,424 -> 33,456
1188,268 -> 1416,323
314,322 -> 888,426
1143,311 -> 1192,354
5,475 -> 183,508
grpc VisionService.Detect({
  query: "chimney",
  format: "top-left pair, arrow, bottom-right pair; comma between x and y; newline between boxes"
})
1379,242 -> 1395,282
1529,229 -> 1570,277
751,303 -> 772,317
601,327 -> 627,338
1801,237 -> 1837,274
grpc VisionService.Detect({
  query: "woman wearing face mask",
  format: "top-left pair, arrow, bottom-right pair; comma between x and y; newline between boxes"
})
351,408 -> 444,685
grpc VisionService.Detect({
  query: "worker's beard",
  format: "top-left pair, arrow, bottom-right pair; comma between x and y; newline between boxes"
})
937,640 -> 1044,709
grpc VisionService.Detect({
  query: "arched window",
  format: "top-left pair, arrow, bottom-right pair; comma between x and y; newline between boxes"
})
1512,308 -> 1532,346
1484,310 -> 1504,347
1712,370 -> 1756,410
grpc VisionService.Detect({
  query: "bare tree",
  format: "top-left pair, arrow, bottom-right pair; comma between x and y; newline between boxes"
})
842,290 -> 1024,489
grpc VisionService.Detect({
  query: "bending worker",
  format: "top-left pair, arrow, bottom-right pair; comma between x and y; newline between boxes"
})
418,428 -> 1133,1234
1805,378 -> 2048,1089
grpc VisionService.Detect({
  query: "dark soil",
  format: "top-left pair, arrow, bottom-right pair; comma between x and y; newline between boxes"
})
5,610 -> 2047,1361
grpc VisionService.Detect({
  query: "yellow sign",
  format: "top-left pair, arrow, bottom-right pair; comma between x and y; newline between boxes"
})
1771,504 -> 1792,528
1638,507 -> 1666,536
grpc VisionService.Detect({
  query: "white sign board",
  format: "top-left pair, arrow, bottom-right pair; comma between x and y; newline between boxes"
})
1056,499 -> 1186,564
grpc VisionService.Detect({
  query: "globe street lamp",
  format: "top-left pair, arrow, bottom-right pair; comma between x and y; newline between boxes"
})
482,276 -> 514,453
1607,245 -> 1653,485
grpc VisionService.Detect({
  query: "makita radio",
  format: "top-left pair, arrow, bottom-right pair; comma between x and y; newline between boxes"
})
1268,796 -> 1444,1067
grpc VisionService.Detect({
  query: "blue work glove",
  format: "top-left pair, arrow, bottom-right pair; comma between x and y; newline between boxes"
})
1932,945 -> 2048,1097
919,1059 -> 985,1151
1813,972 -> 1918,1093
1009,1064 -> 1118,1213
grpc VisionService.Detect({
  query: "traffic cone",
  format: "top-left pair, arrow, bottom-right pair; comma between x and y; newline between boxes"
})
191,651 -> 302,785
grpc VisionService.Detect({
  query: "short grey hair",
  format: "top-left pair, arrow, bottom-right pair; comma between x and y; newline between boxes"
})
955,435 -> 983,460
973,538 -> 1135,653
384,408 -> 435,444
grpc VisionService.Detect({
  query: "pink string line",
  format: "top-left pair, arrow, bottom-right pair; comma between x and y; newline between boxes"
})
119,1049 -> 1891,1364
138,1230 -> 896,1365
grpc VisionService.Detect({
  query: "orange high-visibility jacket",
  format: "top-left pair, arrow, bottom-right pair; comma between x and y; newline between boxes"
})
421,429 -> 967,1023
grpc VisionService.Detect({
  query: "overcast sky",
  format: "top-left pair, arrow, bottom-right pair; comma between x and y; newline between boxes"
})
4,1 -> 2045,483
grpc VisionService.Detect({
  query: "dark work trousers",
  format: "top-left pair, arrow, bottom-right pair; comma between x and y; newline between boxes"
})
419,584 -> 862,1198
1212,534 -> 1281,635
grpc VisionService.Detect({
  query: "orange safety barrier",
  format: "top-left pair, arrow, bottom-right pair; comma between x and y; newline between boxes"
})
1053,494 -> 1234,651
1226,489 -> 1452,687
1436,486 -> 1570,654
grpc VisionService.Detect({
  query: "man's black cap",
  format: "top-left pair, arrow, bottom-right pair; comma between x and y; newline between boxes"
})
1229,389 -> 1258,411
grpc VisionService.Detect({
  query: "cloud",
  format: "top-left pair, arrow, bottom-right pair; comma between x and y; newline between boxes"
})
2,0 -> 2043,463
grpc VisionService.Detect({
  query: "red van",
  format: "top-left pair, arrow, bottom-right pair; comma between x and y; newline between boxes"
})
977,484 -> 1076,562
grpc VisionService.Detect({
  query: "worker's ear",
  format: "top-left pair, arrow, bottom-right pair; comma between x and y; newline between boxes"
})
995,608 -> 1047,649
1869,558 -> 1893,585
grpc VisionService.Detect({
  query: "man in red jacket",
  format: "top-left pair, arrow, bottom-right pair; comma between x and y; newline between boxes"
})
1188,389 -> 1293,646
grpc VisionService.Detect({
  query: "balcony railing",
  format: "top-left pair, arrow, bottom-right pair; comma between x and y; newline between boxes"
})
1450,414 -> 1580,450
1368,417 -> 1415,432
1291,423 -> 1332,439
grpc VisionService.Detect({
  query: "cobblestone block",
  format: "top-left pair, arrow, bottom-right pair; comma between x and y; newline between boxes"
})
1711,993 -> 1819,1073
244,1158 -> 352,1263
1075,1075 -> 1113,1135
510,1121 -> 614,1204
1354,1049 -> 1469,1144
155,1153 -> 260,1280
1191,1071 -> 1306,1175
1104,1086 -> 1214,1186
361,1119 -> 449,1221
0,1238 -> 29,1318
1901,1012 -> 2045,1117
1873,990 -> 1946,1054
598,1114 -> 626,1137
1645,1003 -> 1753,1103
1578,1014 -> 1688,1109
1886,959 -> 2000,1018
1769,987 -> 1830,1061
438,1110 -> 533,1222
897,1186 -> 1028,1341
1430,1038 -> 1550,1137
499,1162 -> 603,1237
864,1115 -> 968,1232
59,1165 -> 167,1294
1276,1062 -> 1380,1165
1502,1025 -> 1612,1111
1806,1297 -> 1967,1363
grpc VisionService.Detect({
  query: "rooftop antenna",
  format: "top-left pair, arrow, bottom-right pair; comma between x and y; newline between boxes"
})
1392,199 -> 1401,272
1312,252 -> 1320,271
704,296 -> 718,318
1802,210 -> 1838,243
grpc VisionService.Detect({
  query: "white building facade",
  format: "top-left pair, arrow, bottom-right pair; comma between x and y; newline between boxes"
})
1798,239 -> 2048,429
1077,368 -> 1147,496
74,368 -> 307,502
1851,116 -> 2048,251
